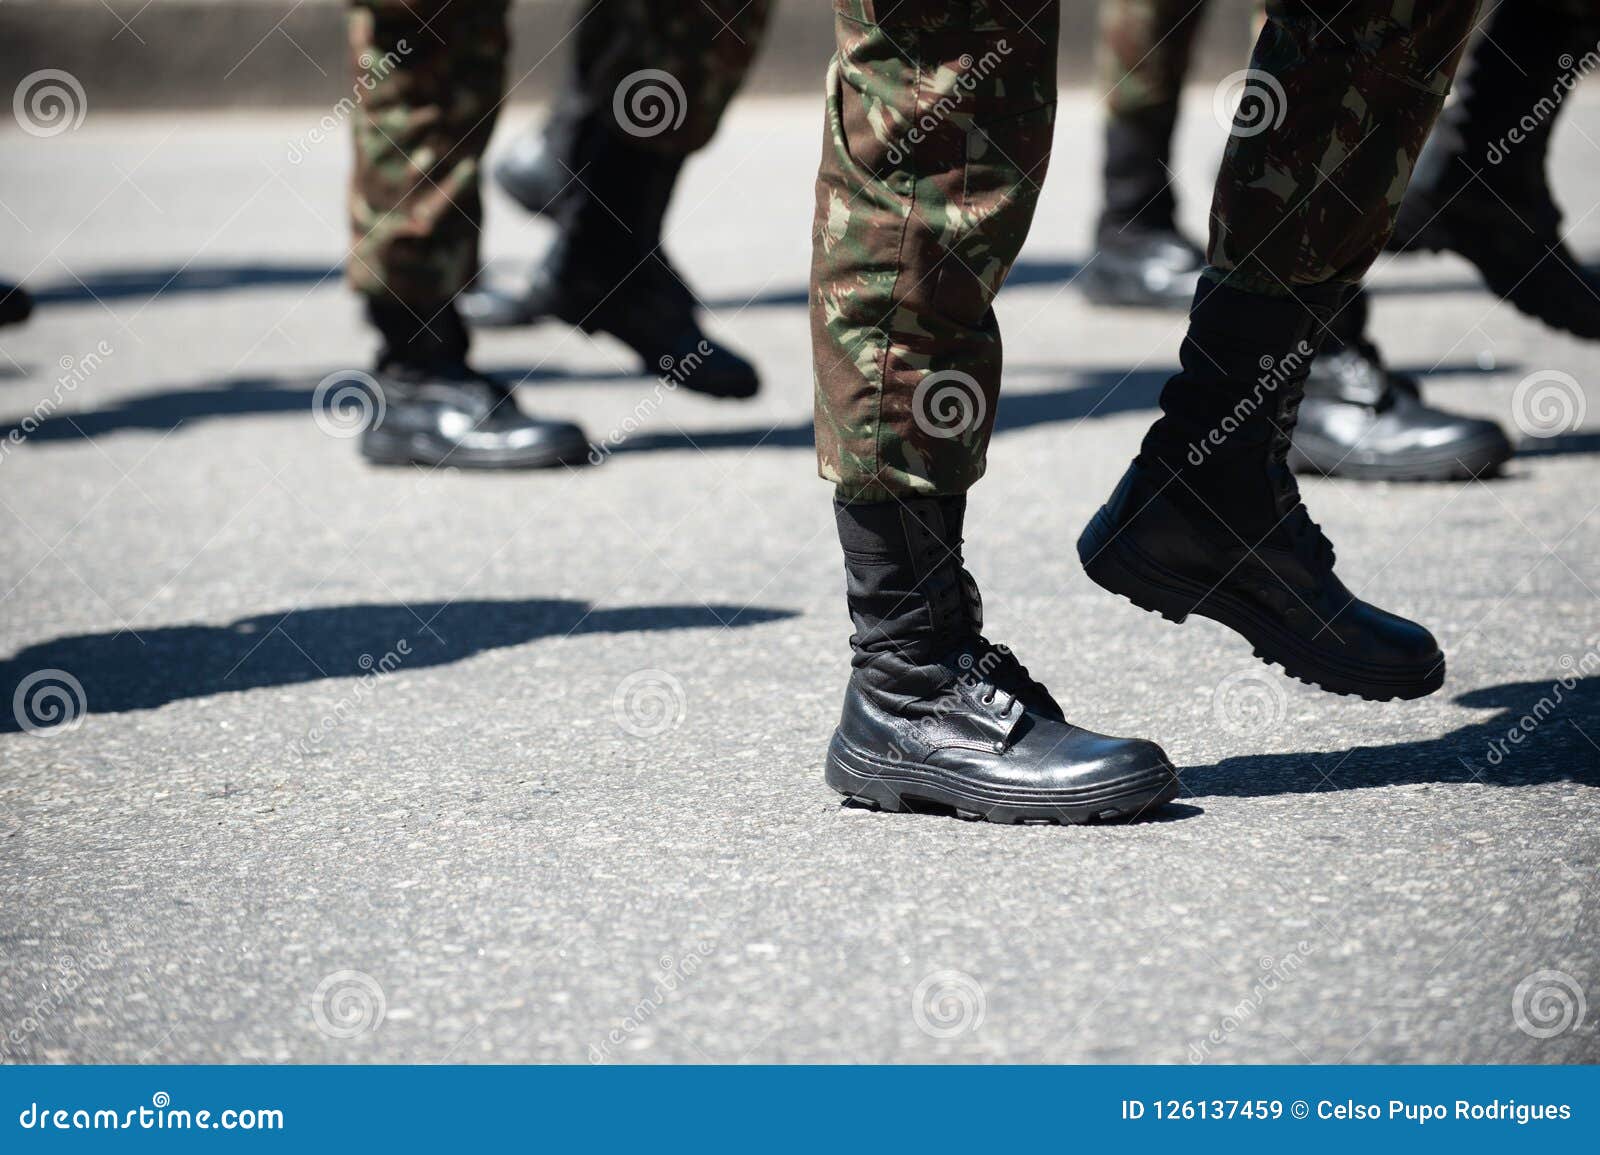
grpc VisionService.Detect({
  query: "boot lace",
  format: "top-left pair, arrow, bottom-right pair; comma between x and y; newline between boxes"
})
1269,391 -> 1335,569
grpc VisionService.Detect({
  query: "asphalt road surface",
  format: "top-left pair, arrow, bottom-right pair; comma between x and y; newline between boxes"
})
1,95 -> 1597,1063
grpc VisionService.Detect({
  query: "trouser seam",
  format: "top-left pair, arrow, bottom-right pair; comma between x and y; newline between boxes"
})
872,30 -> 924,495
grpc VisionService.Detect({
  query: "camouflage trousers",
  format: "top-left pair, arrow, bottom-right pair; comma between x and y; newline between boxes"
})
812,0 -> 1480,501
347,0 -> 770,311
1096,0 -> 1598,120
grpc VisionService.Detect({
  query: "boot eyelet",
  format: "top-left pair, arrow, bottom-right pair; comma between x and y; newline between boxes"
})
991,740 -> 1006,753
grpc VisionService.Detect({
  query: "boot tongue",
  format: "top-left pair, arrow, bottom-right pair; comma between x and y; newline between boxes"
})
949,638 -> 1065,722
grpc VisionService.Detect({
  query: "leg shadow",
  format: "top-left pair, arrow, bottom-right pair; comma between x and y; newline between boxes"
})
603,367 -> 1171,457
5,368 -> 639,445
0,599 -> 794,727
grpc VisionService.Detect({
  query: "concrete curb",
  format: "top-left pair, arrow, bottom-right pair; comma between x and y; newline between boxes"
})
4,0 -> 1258,111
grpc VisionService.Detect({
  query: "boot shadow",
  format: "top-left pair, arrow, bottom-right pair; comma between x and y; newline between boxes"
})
1184,677 -> 1600,798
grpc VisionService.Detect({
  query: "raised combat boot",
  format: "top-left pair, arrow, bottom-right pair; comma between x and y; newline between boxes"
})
1078,281 -> 1445,701
827,496 -> 1180,824
1385,8 -> 1600,339
359,299 -> 589,470
1290,288 -> 1513,481
1082,110 -> 1205,310
461,117 -> 759,399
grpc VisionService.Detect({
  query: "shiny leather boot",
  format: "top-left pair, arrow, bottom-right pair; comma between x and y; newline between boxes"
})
1079,281 -> 1445,700
1291,290 -> 1513,480
359,299 -> 589,470
1082,110 -> 1204,310
828,496 -> 1179,824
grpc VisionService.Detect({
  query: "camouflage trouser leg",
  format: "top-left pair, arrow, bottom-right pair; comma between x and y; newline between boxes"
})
1096,0 -> 1210,119
346,0 -> 509,311
812,1 -> 1059,502
1207,0 -> 1482,294
572,0 -> 773,155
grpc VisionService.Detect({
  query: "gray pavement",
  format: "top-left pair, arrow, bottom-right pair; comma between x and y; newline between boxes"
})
1,94 -> 1598,1064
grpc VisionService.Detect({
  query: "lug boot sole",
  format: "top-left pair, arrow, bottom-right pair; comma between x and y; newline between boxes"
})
824,731 -> 1180,825
1077,506 -> 1445,702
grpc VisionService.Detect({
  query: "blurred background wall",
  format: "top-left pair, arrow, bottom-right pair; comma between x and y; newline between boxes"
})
4,0 -> 1262,110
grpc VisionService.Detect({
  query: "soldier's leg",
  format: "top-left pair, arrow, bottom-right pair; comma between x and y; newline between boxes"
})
466,0 -> 772,397
813,2 -> 1181,825
814,2 -> 1058,501
495,0 -> 774,215
1097,0 -> 1208,233
346,0 -> 589,470
1390,0 -> 1600,337
1080,0 -> 1483,702
1084,0 -> 1211,308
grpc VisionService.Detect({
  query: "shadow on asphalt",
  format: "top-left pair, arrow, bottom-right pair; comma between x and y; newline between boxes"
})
0,599 -> 794,727
20,258 -> 1494,313
6,356 -> 1533,452
1185,677 -> 1600,797
2,370 -> 634,442
28,263 -> 342,306
1513,431 -> 1600,458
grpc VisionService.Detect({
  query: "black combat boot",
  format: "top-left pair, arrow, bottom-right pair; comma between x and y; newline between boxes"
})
1291,288 -> 1513,480
1078,280 -> 1445,701
1082,110 -> 1204,310
0,281 -> 32,328
827,496 -> 1180,824
359,298 -> 589,469
492,92 -> 586,221
1386,9 -> 1600,339
462,119 -> 759,399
